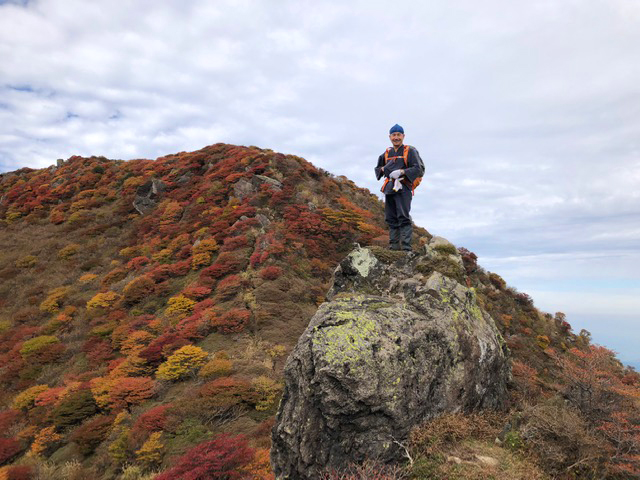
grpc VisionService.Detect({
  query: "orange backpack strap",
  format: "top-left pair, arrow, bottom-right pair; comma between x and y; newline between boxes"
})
402,145 -> 411,167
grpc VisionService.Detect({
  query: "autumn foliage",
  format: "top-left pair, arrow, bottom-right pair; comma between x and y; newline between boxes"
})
154,434 -> 256,480
3,142 -> 635,479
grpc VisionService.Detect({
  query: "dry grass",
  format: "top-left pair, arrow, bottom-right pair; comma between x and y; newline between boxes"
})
409,412 -> 547,479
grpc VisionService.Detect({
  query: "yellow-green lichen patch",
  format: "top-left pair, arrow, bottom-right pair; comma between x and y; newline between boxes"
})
315,314 -> 379,369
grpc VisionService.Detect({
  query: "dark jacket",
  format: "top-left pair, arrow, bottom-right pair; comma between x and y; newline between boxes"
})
375,145 -> 423,195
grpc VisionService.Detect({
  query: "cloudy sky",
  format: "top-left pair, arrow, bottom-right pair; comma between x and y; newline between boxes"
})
1,0 -> 639,367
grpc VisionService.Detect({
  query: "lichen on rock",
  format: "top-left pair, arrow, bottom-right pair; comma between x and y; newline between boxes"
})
272,245 -> 511,479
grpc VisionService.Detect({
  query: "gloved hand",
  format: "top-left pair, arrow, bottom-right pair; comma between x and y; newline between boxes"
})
392,179 -> 403,192
389,169 -> 404,179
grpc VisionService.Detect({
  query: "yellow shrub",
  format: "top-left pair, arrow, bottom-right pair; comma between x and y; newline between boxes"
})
79,273 -> 98,283
58,244 -> 80,259
15,255 -> 37,268
123,177 -> 145,189
13,385 -> 49,410
67,210 -> 89,225
152,248 -> 172,263
156,345 -> 209,381
168,233 -> 191,251
252,376 -> 282,411
194,227 -> 209,238
191,252 -> 212,269
199,356 -> 233,378
192,238 -> 219,255
0,320 -> 11,333
87,291 -> 122,312
165,295 -> 196,320
5,211 -> 22,223
135,431 -> 164,467
119,246 -> 141,258
40,286 -> 71,313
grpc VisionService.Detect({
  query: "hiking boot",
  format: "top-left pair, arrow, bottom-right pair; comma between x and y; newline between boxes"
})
400,224 -> 413,251
389,228 -> 401,250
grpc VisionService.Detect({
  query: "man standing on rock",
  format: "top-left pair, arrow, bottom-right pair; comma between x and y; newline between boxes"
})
375,124 -> 425,251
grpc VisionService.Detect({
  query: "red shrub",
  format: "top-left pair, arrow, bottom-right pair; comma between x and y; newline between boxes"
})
259,266 -> 283,281
69,415 -> 114,456
29,342 -> 65,365
154,434 -> 255,480
216,275 -> 244,300
458,247 -> 478,275
147,264 -> 172,282
212,309 -> 251,334
139,333 -> 189,366
0,410 -> 20,434
182,286 -> 212,300
176,244 -> 192,259
83,336 -> 115,365
3,465 -> 33,480
221,235 -> 249,252
167,260 -> 191,277
126,256 -> 150,271
0,437 -> 23,465
132,404 -> 172,434
201,252 -> 247,280
34,387 -> 66,407
193,298 -> 215,313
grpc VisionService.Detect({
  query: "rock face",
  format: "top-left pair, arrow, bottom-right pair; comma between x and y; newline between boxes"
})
133,178 -> 166,215
271,245 -> 510,479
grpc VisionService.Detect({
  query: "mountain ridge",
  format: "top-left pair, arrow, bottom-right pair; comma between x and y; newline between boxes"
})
0,143 -> 638,479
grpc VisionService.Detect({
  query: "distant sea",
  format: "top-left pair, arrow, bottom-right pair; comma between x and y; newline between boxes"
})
626,360 -> 640,371
570,313 -> 639,371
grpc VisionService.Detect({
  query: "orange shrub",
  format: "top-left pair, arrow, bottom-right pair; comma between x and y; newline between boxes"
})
108,377 -> 156,411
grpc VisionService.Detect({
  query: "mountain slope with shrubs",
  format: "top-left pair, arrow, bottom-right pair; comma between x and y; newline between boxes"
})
0,143 -> 638,479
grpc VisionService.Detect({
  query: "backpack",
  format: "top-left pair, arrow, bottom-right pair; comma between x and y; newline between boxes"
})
382,145 -> 425,194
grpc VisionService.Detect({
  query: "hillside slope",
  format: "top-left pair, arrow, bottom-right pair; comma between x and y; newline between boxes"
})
0,144 -> 638,479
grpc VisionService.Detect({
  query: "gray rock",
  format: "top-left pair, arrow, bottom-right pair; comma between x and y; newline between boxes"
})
233,178 -> 256,199
429,235 -> 455,249
256,213 -> 271,228
133,178 -> 166,215
255,174 -> 283,189
272,246 -> 510,479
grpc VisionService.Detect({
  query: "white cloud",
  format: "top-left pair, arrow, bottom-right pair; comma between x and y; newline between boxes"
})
1,0 -> 640,359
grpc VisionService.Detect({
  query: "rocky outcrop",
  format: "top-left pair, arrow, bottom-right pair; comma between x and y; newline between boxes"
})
271,245 -> 510,479
233,174 -> 283,200
133,178 -> 166,215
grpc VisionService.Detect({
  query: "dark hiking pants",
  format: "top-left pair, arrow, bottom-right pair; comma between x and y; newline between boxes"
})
385,188 -> 413,251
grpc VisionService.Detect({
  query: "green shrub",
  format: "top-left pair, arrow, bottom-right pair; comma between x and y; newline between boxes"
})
433,243 -> 457,255
20,335 -> 60,358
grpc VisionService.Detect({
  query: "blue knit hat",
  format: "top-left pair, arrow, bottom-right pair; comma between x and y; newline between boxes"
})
389,124 -> 404,134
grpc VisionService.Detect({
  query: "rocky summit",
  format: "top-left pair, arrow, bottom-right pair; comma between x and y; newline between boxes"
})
271,241 -> 511,479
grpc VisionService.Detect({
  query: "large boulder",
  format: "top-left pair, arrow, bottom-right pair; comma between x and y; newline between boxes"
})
271,245 -> 510,479
133,178 -> 166,215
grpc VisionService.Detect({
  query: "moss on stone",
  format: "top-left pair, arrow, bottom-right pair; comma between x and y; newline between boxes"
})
433,243 -> 458,256
369,246 -> 407,264
416,256 -> 464,283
